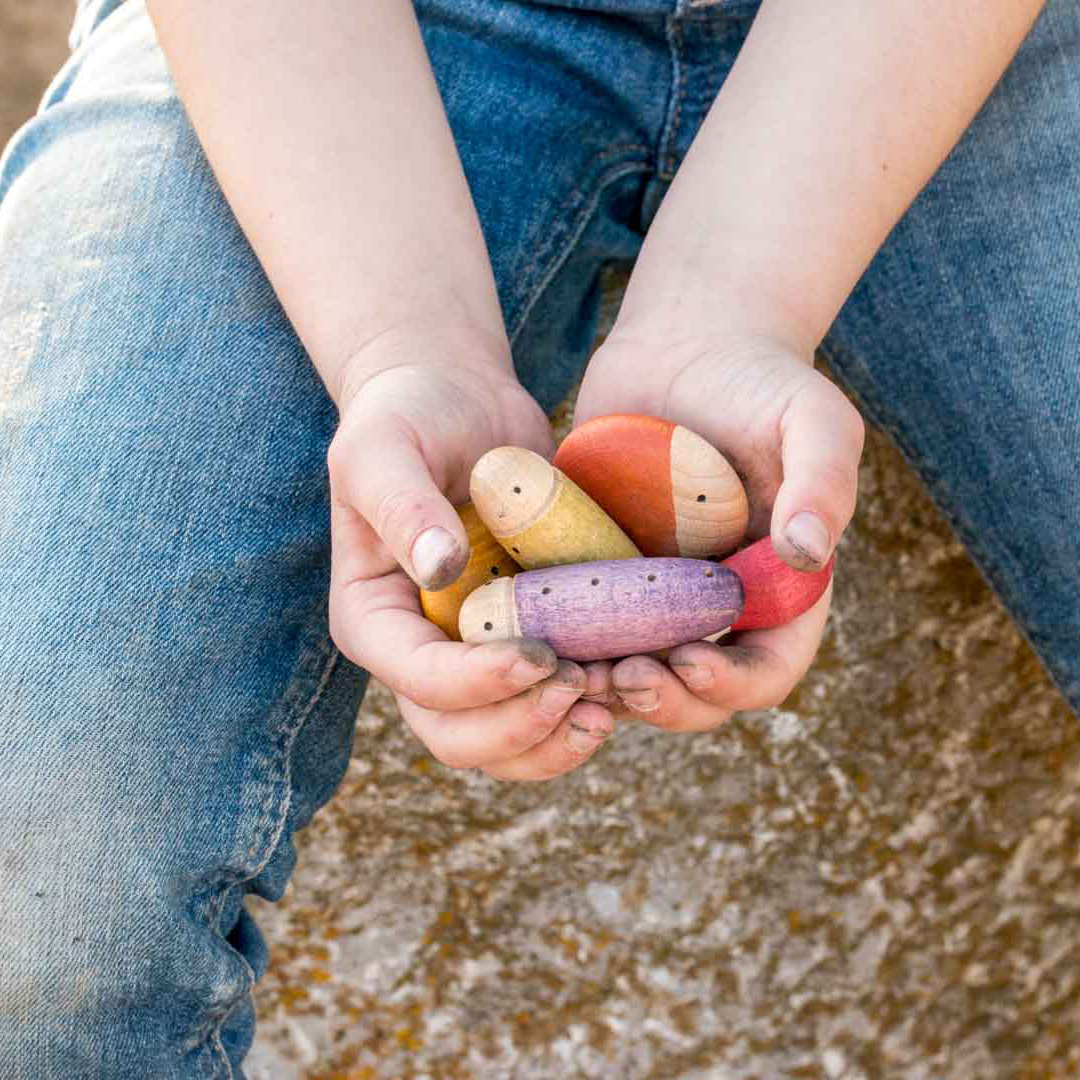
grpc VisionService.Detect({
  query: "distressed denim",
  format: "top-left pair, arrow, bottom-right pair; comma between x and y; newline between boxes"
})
1,0 -> 1077,1074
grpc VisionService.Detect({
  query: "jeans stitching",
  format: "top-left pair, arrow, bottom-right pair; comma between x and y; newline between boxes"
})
197,639 -> 344,1075
657,15 -> 685,181
508,149 -> 651,344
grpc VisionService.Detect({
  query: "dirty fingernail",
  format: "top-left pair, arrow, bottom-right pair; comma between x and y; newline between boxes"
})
616,688 -> 659,713
671,664 -> 714,690
785,512 -> 830,569
411,526 -> 463,590
539,685 -> 584,717
509,657 -> 553,687
565,721 -> 610,754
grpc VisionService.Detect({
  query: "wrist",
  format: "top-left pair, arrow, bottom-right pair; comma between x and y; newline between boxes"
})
334,320 -> 514,415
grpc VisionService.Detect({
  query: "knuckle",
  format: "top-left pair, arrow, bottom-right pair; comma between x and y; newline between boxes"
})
372,487 -> 429,547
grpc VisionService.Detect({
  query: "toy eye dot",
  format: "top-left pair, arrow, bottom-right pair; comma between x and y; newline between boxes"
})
697,494 -> 706,503
647,574 -> 656,582
591,578 -> 599,586
511,547 -> 520,554
513,486 -> 521,494
483,621 -> 493,631
541,586 -> 551,595
705,570 -> 714,578
490,566 -> 499,575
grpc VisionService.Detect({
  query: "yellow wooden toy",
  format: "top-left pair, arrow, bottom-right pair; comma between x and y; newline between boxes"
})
469,446 -> 640,569
419,502 -> 520,640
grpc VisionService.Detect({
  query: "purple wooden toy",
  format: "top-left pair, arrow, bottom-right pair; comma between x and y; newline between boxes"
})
458,557 -> 744,662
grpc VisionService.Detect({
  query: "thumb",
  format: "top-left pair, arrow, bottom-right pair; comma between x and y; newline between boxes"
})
335,416 -> 470,590
770,380 -> 864,572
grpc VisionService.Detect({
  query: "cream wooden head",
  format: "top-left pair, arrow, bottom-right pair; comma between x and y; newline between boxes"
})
458,576 -> 520,643
469,446 -> 559,539
669,424 -> 749,557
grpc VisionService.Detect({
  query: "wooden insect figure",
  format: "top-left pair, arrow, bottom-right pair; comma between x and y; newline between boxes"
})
721,536 -> 834,631
458,557 -> 744,662
469,445 -> 640,569
553,413 -> 749,559
420,503 -> 520,640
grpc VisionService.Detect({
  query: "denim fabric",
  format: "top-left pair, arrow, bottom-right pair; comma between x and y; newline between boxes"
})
2,0 -> 1077,1074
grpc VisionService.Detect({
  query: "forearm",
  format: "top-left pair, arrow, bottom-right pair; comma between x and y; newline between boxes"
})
146,0 -> 508,405
621,0 -> 1045,351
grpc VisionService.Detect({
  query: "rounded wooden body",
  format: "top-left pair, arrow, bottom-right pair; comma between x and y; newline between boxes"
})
553,414 -> 749,558
419,503 -> 520,640
721,537 -> 834,631
459,557 -> 744,662
469,445 -> 640,569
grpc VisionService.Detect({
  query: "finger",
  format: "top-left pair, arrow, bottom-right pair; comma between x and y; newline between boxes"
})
330,553 -> 564,709
483,702 -> 615,782
581,660 -> 617,707
771,380 -> 864,572
401,660 -> 588,769
612,583 -> 833,731
329,414 -> 469,590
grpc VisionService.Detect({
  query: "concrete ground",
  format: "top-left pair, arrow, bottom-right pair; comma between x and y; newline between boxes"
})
3,6 -> 1078,1079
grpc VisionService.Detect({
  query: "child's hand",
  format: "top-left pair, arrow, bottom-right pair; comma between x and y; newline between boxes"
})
574,331 -> 863,730
327,330 -> 615,780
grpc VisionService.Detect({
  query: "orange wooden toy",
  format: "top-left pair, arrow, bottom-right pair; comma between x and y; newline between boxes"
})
553,414 -> 748,559
419,503 -> 520,640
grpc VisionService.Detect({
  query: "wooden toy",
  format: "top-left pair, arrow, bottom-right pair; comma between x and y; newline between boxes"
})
469,446 -> 640,569
721,537 -> 834,632
419,503 -> 520,640
552,414 -> 749,559
458,557 -> 744,662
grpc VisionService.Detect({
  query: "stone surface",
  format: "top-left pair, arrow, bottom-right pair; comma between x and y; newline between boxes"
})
6,12 -> 1079,1079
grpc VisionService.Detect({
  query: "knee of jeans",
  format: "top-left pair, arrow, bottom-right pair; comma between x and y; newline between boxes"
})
0,738 -> 257,1050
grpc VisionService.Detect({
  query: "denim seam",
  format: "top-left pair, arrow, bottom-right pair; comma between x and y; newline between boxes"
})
817,341 -> 1077,706
657,15 -> 686,181
198,640 -> 344,1077
508,152 -> 651,346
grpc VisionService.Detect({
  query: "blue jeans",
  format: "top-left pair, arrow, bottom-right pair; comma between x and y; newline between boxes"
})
0,0 -> 1076,1074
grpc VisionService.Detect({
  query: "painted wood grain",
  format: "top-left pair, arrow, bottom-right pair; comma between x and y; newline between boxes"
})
721,536 -> 834,631
459,557 -> 744,661
470,445 -> 640,569
553,414 -> 748,558
420,503 -> 521,640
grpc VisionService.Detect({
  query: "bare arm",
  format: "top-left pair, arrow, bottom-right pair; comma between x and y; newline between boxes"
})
579,0 -> 1045,728
145,1 -> 612,780
145,0 -> 509,402
619,0 -> 1047,351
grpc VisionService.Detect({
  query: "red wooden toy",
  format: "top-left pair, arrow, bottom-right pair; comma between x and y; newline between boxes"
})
721,536 -> 833,632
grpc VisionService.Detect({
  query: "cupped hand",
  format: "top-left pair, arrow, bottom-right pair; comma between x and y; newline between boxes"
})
327,330 -> 615,779
574,331 -> 864,728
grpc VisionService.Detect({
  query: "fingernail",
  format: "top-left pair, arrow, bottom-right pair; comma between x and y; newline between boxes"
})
539,685 -> 584,717
509,657 -> 551,687
671,664 -> 713,690
785,512 -> 831,569
411,526 -> 462,590
615,688 -> 659,713
565,720 -> 610,754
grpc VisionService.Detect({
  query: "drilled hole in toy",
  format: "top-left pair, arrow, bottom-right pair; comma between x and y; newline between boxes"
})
541,587 -> 551,595
483,621 -> 493,631
513,486 -> 521,494
705,570 -> 714,577
490,566 -> 499,575
512,547 -> 520,554
647,574 -> 656,582
591,578 -> 599,586
697,494 -> 706,502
